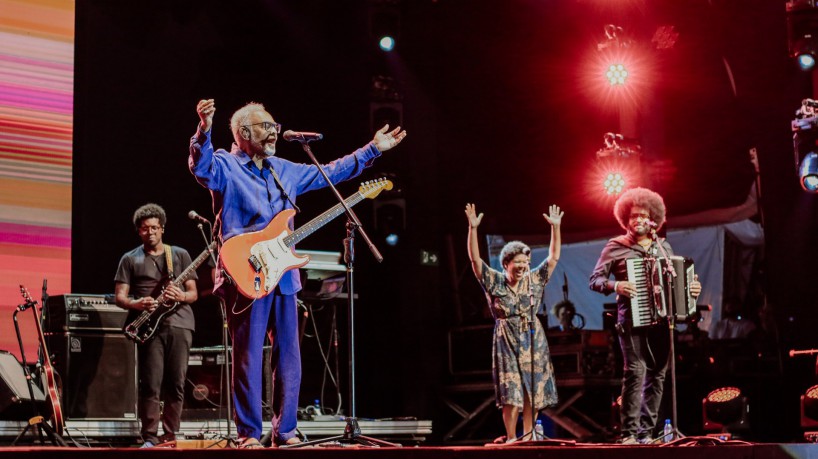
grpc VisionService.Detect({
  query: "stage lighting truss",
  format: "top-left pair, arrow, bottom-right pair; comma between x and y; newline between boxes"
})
597,24 -> 631,51
596,132 -> 642,160
791,100 -> 818,192
702,387 -> 749,433
787,0 -> 818,71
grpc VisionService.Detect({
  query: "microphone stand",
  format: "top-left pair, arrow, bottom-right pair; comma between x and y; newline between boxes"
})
651,231 -> 683,442
525,265 -> 540,441
284,140 -> 398,448
195,220 -> 236,448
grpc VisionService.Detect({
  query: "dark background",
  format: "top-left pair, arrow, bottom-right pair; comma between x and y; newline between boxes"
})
73,0 -> 818,442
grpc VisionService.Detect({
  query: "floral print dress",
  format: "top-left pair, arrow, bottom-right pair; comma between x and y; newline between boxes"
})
479,260 -> 558,409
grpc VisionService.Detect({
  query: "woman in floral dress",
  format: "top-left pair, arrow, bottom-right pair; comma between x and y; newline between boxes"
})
465,203 -> 563,443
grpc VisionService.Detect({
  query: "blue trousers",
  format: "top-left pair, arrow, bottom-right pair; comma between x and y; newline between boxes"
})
222,286 -> 301,442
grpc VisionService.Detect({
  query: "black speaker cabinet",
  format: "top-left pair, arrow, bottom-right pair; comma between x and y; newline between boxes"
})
182,346 -> 272,420
0,351 -> 47,420
47,333 -> 137,420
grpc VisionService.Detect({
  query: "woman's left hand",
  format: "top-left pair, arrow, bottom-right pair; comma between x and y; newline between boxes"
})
543,204 -> 564,226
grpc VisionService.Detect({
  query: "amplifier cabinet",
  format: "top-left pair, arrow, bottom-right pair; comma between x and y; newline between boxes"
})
45,294 -> 127,332
46,332 -> 137,420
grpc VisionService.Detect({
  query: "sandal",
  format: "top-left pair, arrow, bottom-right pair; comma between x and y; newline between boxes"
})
238,437 -> 264,449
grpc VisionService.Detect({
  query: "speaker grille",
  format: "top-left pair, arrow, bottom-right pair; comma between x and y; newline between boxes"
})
48,333 -> 137,420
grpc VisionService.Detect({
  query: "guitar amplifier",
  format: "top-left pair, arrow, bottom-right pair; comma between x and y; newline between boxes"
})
45,294 -> 127,333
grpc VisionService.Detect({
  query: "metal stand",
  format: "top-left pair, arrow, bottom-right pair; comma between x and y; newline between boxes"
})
284,140 -> 398,448
282,417 -> 399,448
195,220 -> 237,448
652,238 -> 683,442
11,306 -> 67,446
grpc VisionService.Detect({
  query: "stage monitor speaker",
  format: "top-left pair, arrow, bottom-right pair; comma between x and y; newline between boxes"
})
0,351 -> 47,420
47,333 -> 137,420
182,346 -> 272,421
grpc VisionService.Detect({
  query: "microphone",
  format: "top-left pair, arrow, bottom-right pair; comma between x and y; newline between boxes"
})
645,220 -> 659,229
188,210 -> 211,225
802,99 -> 818,108
282,130 -> 323,142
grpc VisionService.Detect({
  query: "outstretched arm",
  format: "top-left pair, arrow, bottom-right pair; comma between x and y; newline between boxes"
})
465,203 -> 484,278
543,204 -> 564,278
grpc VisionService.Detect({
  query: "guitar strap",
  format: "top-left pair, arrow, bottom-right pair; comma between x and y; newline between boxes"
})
164,244 -> 174,279
269,165 -> 301,214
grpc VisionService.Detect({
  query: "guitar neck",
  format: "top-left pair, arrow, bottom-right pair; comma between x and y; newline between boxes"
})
170,242 -> 217,288
284,192 -> 364,247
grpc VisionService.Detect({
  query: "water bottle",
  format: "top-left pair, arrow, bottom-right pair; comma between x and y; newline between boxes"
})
313,399 -> 323,416
534,419 -> 544,440
662,419 -> 673,443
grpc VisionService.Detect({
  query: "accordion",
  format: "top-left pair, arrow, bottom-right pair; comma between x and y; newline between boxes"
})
625,256 -> 696,328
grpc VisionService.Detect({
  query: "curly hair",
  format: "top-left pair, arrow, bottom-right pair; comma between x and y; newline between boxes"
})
551,299 -> 576,318
132,203 -> 167,229
230,102 -> 266,144
613,187 -> 666,231
499,240 -> 530,268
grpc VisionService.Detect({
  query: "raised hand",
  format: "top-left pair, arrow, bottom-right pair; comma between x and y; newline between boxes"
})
465,203 -> 484,228
373,124 -> 407,152
543,204 -> 564,226
197,99 -> 216,132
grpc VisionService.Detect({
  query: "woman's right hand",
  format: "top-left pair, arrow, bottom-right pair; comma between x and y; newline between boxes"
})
465,203 -> 484,228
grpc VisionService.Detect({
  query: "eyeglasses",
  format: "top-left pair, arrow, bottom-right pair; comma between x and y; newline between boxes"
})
243,121 -> 281,133
138,225 -> 163,233
628,213 -> 651,221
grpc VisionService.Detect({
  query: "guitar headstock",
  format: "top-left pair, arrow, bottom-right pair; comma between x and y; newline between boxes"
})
359,178 -> 394,199
19,284 -> 36,305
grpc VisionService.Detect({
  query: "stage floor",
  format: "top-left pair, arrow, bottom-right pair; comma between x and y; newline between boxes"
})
0,418 -> 432,447
0,441 -> 817,459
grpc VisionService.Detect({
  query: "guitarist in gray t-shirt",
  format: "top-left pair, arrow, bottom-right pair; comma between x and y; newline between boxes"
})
114,203 -> 198,447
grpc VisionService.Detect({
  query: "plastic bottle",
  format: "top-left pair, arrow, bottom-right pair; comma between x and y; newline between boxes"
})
534,419 -> 544,440
663,419 -> 673,443
313,399 -> 323,416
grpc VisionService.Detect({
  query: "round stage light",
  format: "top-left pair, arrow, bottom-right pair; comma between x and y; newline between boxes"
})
605,63 -> 629,85
804,385 -> 818,421
603,172 -> 626,195
799,151 -> 818,192
798,53 -> 816,71
704,387 -> 743,426
379,36 -> 395,52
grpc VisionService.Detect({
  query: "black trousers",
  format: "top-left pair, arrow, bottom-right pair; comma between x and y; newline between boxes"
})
137,325 -> 192,443
618,322 -> 670,439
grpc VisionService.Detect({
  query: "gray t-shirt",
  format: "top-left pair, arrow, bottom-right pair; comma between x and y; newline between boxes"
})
114,245 -> 197,331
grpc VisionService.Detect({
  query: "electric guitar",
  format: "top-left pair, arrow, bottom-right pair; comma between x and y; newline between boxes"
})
124,241 -> 217,343
19,285 -> 64,435
221,178 -> 393,299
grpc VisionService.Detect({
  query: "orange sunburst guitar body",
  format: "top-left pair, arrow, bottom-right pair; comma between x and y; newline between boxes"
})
220,178 -> 392,299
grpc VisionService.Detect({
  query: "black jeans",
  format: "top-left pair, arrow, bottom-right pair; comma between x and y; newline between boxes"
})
618,322 -> 670,439
138,325 -> 193,444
